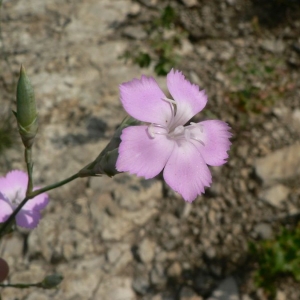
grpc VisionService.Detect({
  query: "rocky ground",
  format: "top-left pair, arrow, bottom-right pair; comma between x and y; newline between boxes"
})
1,0 -> 300,299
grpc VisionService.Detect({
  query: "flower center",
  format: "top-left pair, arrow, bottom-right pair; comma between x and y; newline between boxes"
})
148,121 -> 205,146
147,97 -> 205,146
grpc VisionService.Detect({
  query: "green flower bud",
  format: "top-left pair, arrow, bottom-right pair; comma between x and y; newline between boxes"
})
78,116 -> 140,177
14,65 -> 38,148
39,274 -> 63,289
95,148 -> 120,177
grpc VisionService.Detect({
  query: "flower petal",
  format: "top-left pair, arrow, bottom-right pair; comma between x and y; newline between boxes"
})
197,120 -> 232,166
23,192 -> 49,211
119,75 -> 172,124
116,125 -> 175,179
167,69 -> 207,125
15,209 -> 40,229
163,141 -> 212,202
0,193 -> 13,223
0,170 -> 27,201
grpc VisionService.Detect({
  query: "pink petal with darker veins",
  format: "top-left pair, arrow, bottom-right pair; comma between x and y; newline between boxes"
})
0,170 -> 27,201
116,125 -> 175,179
197,120 -> 232,166
120,75 -> 172,125
163,142 -> 212,202
0,193 -> 13,223
23,191 -> 49,211
15,209 -> 41,229
167,69 -> 208,126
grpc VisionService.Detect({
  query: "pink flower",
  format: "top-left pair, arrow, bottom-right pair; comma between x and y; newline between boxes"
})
116,69 -> 232,202
0,170 -> 48,229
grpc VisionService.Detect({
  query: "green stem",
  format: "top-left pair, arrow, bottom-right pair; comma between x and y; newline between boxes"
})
25,148 -> 33,195
0,173 -> 80,237
0,282 -> 40,289
30,173 -> 80,197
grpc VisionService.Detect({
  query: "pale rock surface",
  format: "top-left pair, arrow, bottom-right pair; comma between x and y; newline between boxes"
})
261,39 -> 285,53
260,184 -> 290,208
255,144 -> 300,185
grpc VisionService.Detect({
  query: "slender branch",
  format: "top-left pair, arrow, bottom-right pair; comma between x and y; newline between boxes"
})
30,173 -> 80,197
0,282 -> 40,289
0,195 -> 28,236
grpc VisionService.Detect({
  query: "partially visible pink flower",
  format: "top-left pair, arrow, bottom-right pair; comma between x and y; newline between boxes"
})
0,170 -> 48,229
116,69 -> 232,202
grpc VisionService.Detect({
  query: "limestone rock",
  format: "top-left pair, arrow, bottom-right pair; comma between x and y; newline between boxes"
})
260,184 -> 290,208
255,144 -> 300,185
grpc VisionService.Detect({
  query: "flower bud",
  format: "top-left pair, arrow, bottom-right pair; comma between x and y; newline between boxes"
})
95,148 -> 120,177
39,274 -> 63,289
14,65 -> 38,148
78,116 -> 140,177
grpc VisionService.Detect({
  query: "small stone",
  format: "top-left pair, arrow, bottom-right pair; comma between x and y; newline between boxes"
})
152,295 -> 163,300
237,145 -> 248,157
96,277 -> 136,300
123,26 -> 147,40
180,287 -> 203,300
276,290 -> 286,300
167,262 -> 182,277
261,39 -> 285,53
26,292 -> 49,300
196,46 -> 215,61
129,3 -> 141,16
181,0 -> 198,8
101,217 -> 134,240
253,223 -> 273,240
207,277 -> 239,300
260,184 -> 290,208
292,109 -> 300,130
175,39 -> 194,55
132,274 -> 150,295
215,72 -> 229,86
150,264 -> 166,286
215,72 -> 225,82
107,243 -> 132,272
138,238 -> 156,264
204,247 -> 216,259
189,71 -> 204,88
241,295 -> 253,300
272,106 -> 289,119
226,0 -> 236,5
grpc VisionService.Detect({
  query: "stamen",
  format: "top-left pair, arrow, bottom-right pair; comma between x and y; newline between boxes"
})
185,125 -> 205,146
173,125 -> 184,135
162,97 -> 177,117
190,122 -> 203,132
162,97 -> 176,105
148,123 -> 168,138
191,137 -> 205,146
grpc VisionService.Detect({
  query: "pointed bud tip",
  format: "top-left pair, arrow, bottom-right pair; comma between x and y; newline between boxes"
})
20,64 -> 25,73
16,64 -> 38,148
